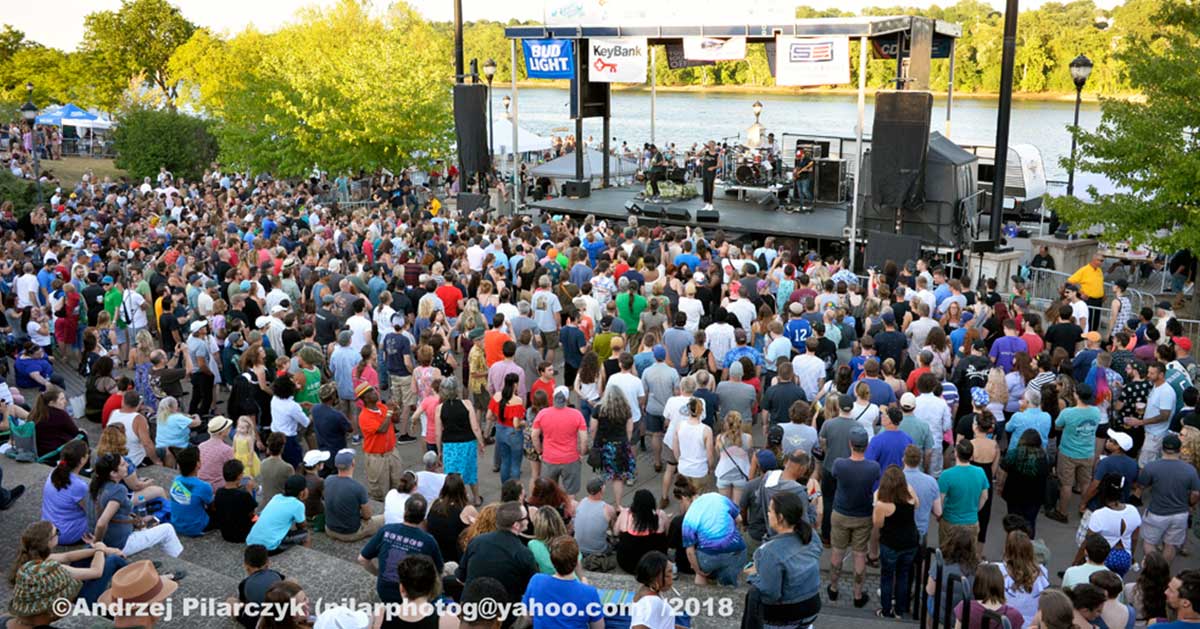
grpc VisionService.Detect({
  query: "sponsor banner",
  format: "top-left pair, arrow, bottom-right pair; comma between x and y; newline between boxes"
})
872,36 -> 953,59
587,37 -> 647,83
665,43 -> 712,70
682,36 -> 747,61
775,36 -> 851,87
522,39 -> 575,79
544,0 -> 793,27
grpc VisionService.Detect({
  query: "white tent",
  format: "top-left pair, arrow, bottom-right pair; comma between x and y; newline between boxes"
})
530,148 -> 639,181
490,117 -> 552,156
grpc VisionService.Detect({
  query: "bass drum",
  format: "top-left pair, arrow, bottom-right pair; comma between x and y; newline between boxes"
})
736,163 -> 763,185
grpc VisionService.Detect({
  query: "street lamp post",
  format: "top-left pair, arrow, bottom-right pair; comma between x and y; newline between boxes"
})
1066,54 -> 1093,198
20,82 -> 42,205
502,94 -> 512,210
483,58 -> 497,187
751,100 -> 763,124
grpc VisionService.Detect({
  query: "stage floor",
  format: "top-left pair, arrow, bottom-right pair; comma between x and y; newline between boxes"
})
527,185 -> 850,244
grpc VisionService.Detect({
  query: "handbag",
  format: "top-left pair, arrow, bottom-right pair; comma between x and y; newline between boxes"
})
587,444 -> 604,469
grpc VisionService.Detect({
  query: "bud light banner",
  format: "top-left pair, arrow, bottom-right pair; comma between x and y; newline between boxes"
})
587,37 -> 648,83
522,39 -> 574,79
775,36 -> 850,87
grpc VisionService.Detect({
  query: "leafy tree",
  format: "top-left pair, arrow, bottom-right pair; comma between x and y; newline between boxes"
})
1048,0 -> 1200,252
112,108 -> 217,181
0,170 -> 36,214
0,25 -> 30,64
82,0 -> 196,109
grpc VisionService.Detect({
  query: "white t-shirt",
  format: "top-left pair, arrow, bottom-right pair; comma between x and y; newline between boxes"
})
677,297 -> 704,332
1144,383 -> 1177,436
608,372 -> 646,423
14,274 -> 39,309
662,395 -> 702,451
415,471 -> 445,511
1087,504 -> 1142,551
676,421 -> 710,478
850,402 -> 880,440
629,594 -> 675,629
791,354 -> 826,400
1071,300 -> 1090,332
121,290 -> 148,329
384,490 -> 411,524
347,314 -> 373,353
373,306 -> 396,346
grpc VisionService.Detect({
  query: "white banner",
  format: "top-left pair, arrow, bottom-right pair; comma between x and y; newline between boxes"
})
775,36 -> 851,87
682,36 -> 747,61
545,0 -> 793,27
587,37 -> 647,83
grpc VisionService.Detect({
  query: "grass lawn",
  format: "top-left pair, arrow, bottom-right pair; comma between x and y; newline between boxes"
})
38,156 -> 127,187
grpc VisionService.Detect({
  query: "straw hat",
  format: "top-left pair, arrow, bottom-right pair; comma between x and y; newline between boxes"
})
98,560 -> 177,606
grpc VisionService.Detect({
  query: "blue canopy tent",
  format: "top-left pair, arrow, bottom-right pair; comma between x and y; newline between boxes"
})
35,103 -> 113,130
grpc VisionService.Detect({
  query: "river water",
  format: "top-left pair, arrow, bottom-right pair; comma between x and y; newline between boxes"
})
493,86 -> 1103,183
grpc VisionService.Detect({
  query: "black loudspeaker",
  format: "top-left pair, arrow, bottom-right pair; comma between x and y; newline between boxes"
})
816,158 -> 845,203
667,168 -> 686,184
666,206 -> 691,221
864,230 -> 923,272
871,90 -> 932,210
696,208 -> 721,223
453,84 -> 490,176
757,192 -> 779,211
642,203 -> 667,218
457,193 -> 489,213
563,180 -> 591,198
571,40 -> 611,119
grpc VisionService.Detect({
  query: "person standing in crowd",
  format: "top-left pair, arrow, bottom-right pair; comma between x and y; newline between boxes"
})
1137,434 -> 1200,564
827,426 -> 880,609
1067,253 -> 1106,332
1047,383 -> 1101,523
873,466 -> 920,620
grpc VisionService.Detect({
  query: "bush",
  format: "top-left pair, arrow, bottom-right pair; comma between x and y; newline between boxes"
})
0,170 -> 36,215
112,108 -> 217,181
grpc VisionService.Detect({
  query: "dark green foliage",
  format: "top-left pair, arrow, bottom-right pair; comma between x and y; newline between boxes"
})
112,107 -> 217,181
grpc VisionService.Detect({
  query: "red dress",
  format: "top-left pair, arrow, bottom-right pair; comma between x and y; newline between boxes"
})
54,292 -> 80,345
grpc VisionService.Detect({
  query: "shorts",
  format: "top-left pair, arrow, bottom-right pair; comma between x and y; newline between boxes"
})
1057,455 -> 1093,494
541,460 -> 582,495
389,374 -> 415,409
716,468 -> 748,490
541,330 -> 560,351
681,473 -> 714,494
662,447 -> 678,466
1141,511 -> 1189,547
830,512 -> 872,553
644,413 -> 666,434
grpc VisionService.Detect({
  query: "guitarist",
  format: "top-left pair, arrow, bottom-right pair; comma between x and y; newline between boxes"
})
648,144 -> 667,200
792,146 -> 814,208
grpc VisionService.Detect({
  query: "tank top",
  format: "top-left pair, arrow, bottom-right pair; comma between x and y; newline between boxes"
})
295,367 -> 321,408
440,399 -> 474,443
574,498 -> 611,554
1116,296 -> 1132,334
427,504 -> 467,562
880,502 -> 919,550
107,410 -> 147,466
676,421 -> 709,478
382,610 -> 439,629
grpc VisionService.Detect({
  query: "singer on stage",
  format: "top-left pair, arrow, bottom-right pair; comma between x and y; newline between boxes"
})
701,141 -> 718,211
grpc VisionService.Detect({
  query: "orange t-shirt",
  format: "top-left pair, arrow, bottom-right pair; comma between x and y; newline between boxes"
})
358,402 -> 394,454
483,329 -> 511,366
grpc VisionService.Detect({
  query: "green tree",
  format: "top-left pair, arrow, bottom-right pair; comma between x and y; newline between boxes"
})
1048,0 -> 1200,252
112,108 -> 217,181
82,0 -> 196,109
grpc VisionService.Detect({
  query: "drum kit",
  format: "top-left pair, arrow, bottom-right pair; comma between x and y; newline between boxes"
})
733,148 -> 775,186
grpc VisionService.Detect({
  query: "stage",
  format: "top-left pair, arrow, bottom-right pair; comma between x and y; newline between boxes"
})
526,184 -> 852,246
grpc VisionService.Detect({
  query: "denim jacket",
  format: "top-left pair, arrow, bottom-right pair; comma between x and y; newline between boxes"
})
748,531 -> 823,604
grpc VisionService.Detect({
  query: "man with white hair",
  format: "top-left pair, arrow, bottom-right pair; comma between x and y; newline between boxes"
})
414,450 -> 445,509
531,386 -> 588,494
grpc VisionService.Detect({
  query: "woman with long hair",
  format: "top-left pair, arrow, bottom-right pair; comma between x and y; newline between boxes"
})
1006,352 -> 1035,417
923,326 -> 951,379
259,580 -> 313,629
882,358 -> 907,398
29,386 -> 83,462
744,492 -> 823,629
527,506 -> 581,578
9,519 -> 131,606
1001,429 -> 1051,537
1124,551 -> 1169,624
88,453 -> 184,558
128,329 -> 157,413
426,473 -> 477,563
458,503 -> 499,554
954,564 -> 1026,629
352,344 -> 379,394
998,531 -> 1049,628
489,372 -> 526,483
672,397 -> 714,491
873,466 -> 920,619
1083,473 -> 1141,577
613,489 -> 670,575
926,528 -> 980,620
984,368 -> 1009,427
574,350 -> 605,423
528,477 -> 576,525
970,411 -> 1000,544
84,355 -> 117,424
688,329 -> 717,376
40,440 -> 92,545
94,425 -> 165,504
714,411 -> 752,504
589,384 -> 635,505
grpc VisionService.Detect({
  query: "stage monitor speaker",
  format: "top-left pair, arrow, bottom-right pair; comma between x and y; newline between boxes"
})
871,90 -> 932,210
457,193 -> 489,213
666,206 -> 691,221
641,203 -> 667,218
757,192 -> 779,212
696,208 -> 721,223
864,230 -> 923,272
562,179 -> 591,198
816,158 -> 845,203
453,84 -> 490,176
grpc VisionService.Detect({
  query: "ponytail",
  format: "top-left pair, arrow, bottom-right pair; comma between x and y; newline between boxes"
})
51,440 -> 88,491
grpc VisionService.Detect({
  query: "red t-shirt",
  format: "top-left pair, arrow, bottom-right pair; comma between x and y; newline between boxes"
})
530,379 -> 555,408
358,402 -> 394,455
532,407 -> 586,465
483,329 -> 510,367
435,285 -> 463,318
906,367 -> 931,394
1021,332 -> 1045,358
101,392 -> 124,428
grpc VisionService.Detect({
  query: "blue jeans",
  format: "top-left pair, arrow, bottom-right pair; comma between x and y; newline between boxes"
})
496,424 -> 524,483
579,400 -> 594,424
696,547 -> 747,587
880,544 -> 917,616
76,555 -> 128,605
793,178 -> 812,205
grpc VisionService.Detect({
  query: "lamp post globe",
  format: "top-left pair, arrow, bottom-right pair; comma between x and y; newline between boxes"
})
751,100 -> 763,123
1069,54 -> 1093,90
482,58 -> 497,83
1060,53 -> 1093,232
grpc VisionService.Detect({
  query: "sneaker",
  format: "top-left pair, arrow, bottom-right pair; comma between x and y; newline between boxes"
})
351,434 -> 363,445
0,485 -> 25,510
397,434 -> 417,443
1044,508 -> 1069,523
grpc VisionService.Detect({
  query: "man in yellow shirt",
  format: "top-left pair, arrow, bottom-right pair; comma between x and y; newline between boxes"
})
1068,253 -> 1106,331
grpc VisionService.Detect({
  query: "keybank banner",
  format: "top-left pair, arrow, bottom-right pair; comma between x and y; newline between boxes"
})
523,39 -> 574,79
587,37 -> 647,83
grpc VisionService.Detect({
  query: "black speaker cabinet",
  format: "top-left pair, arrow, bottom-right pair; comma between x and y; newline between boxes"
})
641,203 -> 667,218
562,179 -> 591,198
816,158 -> 845,203
665,206 -> 691,221
871,90 -> 933,210
457,193 -> 489,213
696,208 -> 721,223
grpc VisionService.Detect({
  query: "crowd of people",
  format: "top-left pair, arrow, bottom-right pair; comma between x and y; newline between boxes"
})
0,158 -> 1198,629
